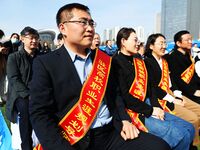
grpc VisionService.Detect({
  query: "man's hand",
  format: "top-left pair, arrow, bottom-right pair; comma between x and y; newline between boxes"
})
121,120 -> 140,140
194,90 -> 200,97
173,98 -> 185,106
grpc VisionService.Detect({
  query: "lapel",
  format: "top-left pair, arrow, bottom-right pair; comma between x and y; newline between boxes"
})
55,45 -> 83,91
19,49 -> 31,81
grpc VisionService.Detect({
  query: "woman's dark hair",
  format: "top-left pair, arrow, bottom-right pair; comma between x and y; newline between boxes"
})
10,33 -> 20,40
144,33 -> 165,57
116,27 -> 136,49
56,3 -> 90,26
0,54 -> 6,79
0,29 -> 5,39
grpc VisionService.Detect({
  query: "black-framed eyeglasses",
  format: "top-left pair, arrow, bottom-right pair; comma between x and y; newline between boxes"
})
62,19 -> 97,28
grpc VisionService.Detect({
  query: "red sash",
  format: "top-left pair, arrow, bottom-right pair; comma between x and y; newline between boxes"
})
33,144 -> 43,150
34,49 -> 112,149
158,59 -> 173,113
128,58 -> 148,132
181,62 -> 195,84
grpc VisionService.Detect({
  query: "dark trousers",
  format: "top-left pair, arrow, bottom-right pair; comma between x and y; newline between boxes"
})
73,123 -> 171,150
15,97 -> 33,150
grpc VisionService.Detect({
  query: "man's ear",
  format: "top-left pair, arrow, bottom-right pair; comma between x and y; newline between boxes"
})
176,41 -> 181,47
59,24 -> 67,37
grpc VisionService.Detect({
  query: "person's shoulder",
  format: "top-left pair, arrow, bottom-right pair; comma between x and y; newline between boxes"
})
8,49 -> 23,58
144,57 -> 153,63
112,51 -> 121,60
164,49 -> 176,59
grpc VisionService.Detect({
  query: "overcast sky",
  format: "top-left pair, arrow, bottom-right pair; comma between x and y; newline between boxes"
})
1,0 -> 161,38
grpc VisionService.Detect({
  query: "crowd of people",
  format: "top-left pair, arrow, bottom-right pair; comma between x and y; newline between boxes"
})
1,2 -> 200,150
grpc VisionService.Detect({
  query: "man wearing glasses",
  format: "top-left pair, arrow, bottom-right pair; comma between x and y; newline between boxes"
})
6,26 -> 40,150
166,30 -> 200,148
29,3 -> 170,150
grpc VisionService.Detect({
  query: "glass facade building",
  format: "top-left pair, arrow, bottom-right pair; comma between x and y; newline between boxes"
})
161,0 -> 200,42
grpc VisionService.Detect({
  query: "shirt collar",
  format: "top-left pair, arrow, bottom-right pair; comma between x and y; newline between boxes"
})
64,44 -> 91,62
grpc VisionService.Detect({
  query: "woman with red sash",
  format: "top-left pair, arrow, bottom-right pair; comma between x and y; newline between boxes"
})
144,33 -> 199,148
112,27 -> 194,150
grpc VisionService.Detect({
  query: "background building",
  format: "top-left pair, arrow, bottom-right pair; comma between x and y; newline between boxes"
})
111,26 -> 121,43
38,29 -> 58,49
155,12 -> 161,33
161,0 -> 200,42
103,28 -> 111,44
135,26 -> 145,42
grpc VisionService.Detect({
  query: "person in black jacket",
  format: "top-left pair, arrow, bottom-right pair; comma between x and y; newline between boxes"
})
165,30 -> 200,104
6,26 -> 40,150
112,27 -> 194,150
165,30 -> 200,149
29,3 -> 171,150
144,33 -> 199,148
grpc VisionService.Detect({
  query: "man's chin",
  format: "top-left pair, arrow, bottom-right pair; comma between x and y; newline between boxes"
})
83,43 -> 92,48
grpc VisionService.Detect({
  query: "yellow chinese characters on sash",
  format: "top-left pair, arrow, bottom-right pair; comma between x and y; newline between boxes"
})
158,59 -> 173,113
34,50 -> 112,149
127,58 -> 148,132
59,50 -> 111,145
181,61 -> 195,84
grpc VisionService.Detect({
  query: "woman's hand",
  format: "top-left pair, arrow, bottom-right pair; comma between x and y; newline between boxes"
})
152,107 -> 165,121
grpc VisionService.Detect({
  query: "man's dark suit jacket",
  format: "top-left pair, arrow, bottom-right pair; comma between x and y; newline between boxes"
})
29,46 -> 130,150
144,55 -> 175,111
112,52 -> 162,124
165,49 -> 200,104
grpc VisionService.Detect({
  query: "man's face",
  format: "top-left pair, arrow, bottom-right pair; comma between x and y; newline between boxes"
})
59,9 -> 95,49
21,34 -> 39,50
178,34 -> 193,51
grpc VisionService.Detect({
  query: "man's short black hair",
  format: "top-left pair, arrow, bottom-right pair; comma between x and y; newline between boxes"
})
56,3 -> 90,27
20,26 -> 39,37
174,30 -> 190,49
174,30 -> 190,44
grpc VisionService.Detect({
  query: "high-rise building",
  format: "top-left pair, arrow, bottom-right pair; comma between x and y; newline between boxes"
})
135,26 -> 145,42
111,26 -> 121,43
161,0 -> 200,41
103,28 -> 111,43
155,12 -> 161,33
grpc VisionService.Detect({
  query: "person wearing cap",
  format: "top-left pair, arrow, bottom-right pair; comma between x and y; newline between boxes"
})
6,26 -> 40,150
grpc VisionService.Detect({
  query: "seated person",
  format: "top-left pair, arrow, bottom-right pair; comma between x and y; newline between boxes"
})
112,27 -> 194,150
